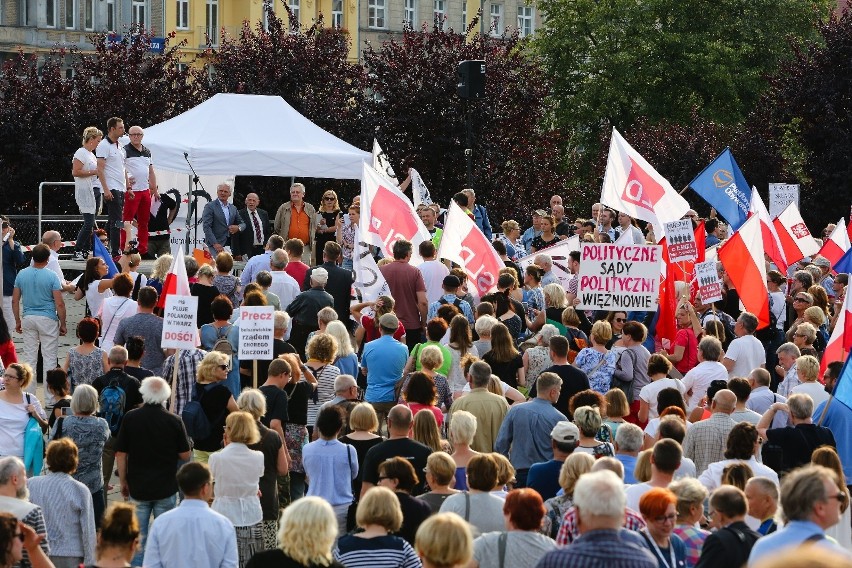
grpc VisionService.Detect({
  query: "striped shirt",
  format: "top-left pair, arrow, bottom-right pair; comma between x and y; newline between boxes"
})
333,534 -> 420,568
0,496 -> 50,568
27,472 -> 96,564
162,348 -> 207,415
305,363 -> 340,426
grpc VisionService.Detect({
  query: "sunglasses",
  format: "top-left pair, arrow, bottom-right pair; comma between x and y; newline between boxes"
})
793,297 -> 809,302
828,491 -> 849,504
15,532 -> 24,542
615,318 -> 626,323
217,364 -> 229,370
323,196 -> 335,201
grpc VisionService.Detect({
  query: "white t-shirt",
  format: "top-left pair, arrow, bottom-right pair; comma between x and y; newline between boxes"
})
639,378 -> 686,418
644,417 -> 693,440
98,296 -> 138,350
95,137 -> 127,192
791,382 -> 831,408
769,290 -> 786,330
418,260 -> 450,304
73,147 -> 98,214
625,482 -> 653,512
724,335 -> 766,379
85,280 -> 113,320
682,361 -> 728,410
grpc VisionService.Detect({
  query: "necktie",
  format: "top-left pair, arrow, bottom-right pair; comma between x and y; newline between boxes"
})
252,211 -> 262,243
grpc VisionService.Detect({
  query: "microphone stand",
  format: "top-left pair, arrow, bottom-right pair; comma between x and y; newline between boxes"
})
183,152 -> 206,255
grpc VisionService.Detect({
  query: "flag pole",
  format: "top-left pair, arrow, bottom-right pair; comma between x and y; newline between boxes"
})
169,350 -> 181,413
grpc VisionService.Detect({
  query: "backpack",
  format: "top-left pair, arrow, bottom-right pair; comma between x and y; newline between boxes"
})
565,328 -> 587,364
611,349 -> 638,404
182,383 -> 217,440
99,378 -> 127,436
213,325 -> 235,358
439,297 -> 463,309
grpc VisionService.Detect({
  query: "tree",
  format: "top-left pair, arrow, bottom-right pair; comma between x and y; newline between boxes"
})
363,22 -> 574,224
535,0 -> 832,179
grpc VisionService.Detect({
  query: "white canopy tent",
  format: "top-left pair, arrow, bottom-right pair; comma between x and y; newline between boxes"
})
143,93 -> 370,179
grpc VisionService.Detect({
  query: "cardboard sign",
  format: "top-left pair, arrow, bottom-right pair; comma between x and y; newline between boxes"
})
694,260 -> 723,303
161,295 -> 199,350
769,184 -> 800,219
664,220 -> 698,262
238,306 -> 275,360
576,244 -> 662,311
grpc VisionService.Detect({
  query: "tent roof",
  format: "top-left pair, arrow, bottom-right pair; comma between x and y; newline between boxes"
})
143,93 -> 369,179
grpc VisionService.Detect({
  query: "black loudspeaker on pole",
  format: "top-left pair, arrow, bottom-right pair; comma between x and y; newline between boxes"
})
457,60 -> 486,188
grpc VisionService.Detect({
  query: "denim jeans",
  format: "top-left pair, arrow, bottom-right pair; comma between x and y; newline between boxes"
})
75,213 -> 95,253
132,493 -> 177,566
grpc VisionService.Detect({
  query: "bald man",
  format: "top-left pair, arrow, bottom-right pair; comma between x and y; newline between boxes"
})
682,389 -> 737,475
233,192 -> 271,259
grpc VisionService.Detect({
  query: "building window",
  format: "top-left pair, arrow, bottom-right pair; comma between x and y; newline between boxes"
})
84,0 -> 93,29
206,0 -> 219,45
106,0 -> 115,30
289,0 -> 300,31
176,0 -> 189,29
517,5 -> 533,37
462,1 -> 466,28
368,0 -> 385,29
132,0 -> 146,28
332,0 -> 343,28
45,0 -> 57,27
65,0 -> 76,28
403,0 -> 415,27
433,0 -> 445,29
489,3 -> 502,36
262,0 -> 273,30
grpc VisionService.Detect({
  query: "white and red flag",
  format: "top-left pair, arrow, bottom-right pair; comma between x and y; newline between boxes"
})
749,188 -> 787,273
438,202 -> 504,298
822,285 -> 852,376
772,202 -> 820,266
156,246 -> 191,311
718,215 -> 770,329
359,162 -> 431,266
600,128 -> 690,241
817,218 -> 851,268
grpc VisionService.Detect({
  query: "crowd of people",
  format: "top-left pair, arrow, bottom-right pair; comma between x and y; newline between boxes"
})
0,121 -> 850,567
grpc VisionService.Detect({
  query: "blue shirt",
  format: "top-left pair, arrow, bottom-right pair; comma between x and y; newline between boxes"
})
473,204 -> 492,240
334,353 -> 359,378
199,324 -> 242,398
302,439 -> 357,507
495,398 -> 567,470
361,335 -> 409,403
142,499 -> 238,568
748,520 -> 850,566
240,251 -> 272,286
526,459 -> 563,501
14,266 -> 61,320
616,453 -> 639,484
427,294 -> 474,323
814,398 -> 852,481
536,529 -> 657,568
522,227 -> 541,252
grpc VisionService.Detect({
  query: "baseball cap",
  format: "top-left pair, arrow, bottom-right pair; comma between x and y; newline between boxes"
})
814,257 -> 831,268
379,313 -> 399,329
311,267 -> 329,285
443,275 -> 461,289
551,421 -> 579,444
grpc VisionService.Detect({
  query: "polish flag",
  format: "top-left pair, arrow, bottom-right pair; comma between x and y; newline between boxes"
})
359,162 -> 432,266
438,202 -> 504,298
822,287 -> 852,376
817,218 -> 851,268
156,247 -> 191,311
749,189 -> 787,273
772,202 -> 820,266
600,128 -> 690,241
718,215 -> 770,329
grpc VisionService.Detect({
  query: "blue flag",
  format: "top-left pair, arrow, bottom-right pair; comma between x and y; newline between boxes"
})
92,234 -> 118,278
834,246 -> 852,275
830,352 -> 852,412
688,148 -> 752,231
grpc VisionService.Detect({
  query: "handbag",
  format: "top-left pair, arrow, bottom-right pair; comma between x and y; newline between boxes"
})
611,349 -> 638,404
22,394 -> 44,477
345,444 -> 359,532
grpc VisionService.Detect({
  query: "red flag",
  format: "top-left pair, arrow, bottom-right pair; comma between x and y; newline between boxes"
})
749,190 -> 787,273
156,247 -> 191,310
817,218 -> 851,268
772,202 -> 820,266
656,253 -> 680,350
822,287 -> 852,376
719,216 -> 770,329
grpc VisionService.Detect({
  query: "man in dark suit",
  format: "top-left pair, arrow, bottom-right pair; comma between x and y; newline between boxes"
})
304,241 -> 355,332
232,192 -> 271,259
201,183 -> 243,258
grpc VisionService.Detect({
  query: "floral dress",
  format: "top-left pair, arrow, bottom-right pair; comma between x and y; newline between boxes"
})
525,346 -> 553,389
68,347 -> 106,390
573,347 -> 618,395
213,274 -> 241,307
522,286 -> 546,322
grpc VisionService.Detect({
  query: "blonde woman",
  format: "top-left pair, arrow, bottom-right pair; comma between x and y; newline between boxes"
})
0,363 -> 47,460
192,351 -> 238,463
415,513 -> 474,568
305,333 -> 341,430
574,320 -> 618,394
315,190 -> 341,263
449,410 -> 479,491
326,320 -> 358,378
572,406 -> 614,456
412,409 -> 443,452
540,452 -> 594,539
498,220 -> 526,261
72,126 -> 102,260
246,496 -> 343,568
418,453 -> 460,513
146,254 -> 172,296
791,354 -> 829,407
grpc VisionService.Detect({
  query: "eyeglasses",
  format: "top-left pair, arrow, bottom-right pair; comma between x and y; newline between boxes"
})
615,318 -> 626,323
129,133 -> 143,137
217,364 -> 229,370
653,513 -> 677,524
15,532 -> 24,542
794,333 -> 807,338
2,373 -> 19,380
827,491 -> 848,504
377,476 -> 389,481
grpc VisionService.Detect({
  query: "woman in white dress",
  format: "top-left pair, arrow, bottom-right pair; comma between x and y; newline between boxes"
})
71,127 -> 102,260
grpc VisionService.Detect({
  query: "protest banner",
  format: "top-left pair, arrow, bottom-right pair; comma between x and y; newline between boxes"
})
516,236 -> 580,290
768,183 -> 800,219
664,220 -> 698,263
694,260 -> 724,303
161,295 -> 198,350
239,306 -> 275,388
576,243 -> 662,311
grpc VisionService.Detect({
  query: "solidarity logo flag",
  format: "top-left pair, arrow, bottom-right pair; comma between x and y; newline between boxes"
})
352,226 -> 391,306
156,246 -> 191,311
409,168 -> 433,208
822,285 -> 852,377
817,218 -> 851,268
772,202 -> 820,266
516,236 -> 581,291
372,139 -> 398,184
749,188 -> 787,273
600,128 -> 690,241
688,148 -> 752,231
359,162 -> 431,266
438,202 -> 504,298
92,233 -> 118,278
718,215 -> 770,329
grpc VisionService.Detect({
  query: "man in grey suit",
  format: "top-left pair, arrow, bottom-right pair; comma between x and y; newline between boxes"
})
232,193 -> 271,259
202,183 -> 243,258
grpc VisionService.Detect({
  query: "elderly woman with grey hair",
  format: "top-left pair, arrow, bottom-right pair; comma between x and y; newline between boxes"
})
49,384 -> 111,526
522,323 -> 558,390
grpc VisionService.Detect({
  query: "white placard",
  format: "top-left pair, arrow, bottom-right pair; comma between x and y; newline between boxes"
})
577,244 -> 662,311
161,295 -> 199,350
769,183 -> 800,219
238,306 -> 275,360
664,219 -> 698,262
694,260 -> 723,303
